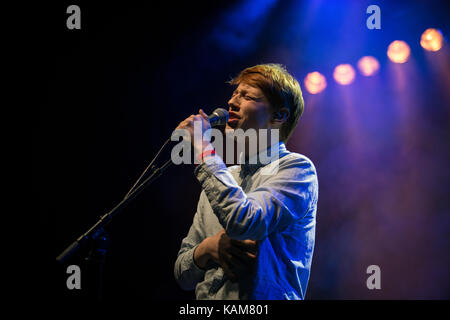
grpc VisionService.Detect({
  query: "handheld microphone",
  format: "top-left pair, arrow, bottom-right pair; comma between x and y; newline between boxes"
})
208,108 -> 229,127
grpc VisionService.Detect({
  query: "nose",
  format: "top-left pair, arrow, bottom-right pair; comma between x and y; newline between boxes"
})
228,95 -> 240,112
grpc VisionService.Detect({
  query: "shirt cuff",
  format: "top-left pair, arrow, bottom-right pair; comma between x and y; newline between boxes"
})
194,153 -> 227,184
186,245 -> 207,275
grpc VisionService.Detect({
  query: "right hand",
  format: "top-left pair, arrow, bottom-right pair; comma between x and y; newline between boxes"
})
175,109 -> 213,156
194,229 -> 258,281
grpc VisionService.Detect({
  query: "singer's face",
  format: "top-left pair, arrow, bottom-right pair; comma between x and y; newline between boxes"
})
226,83 -> 273,132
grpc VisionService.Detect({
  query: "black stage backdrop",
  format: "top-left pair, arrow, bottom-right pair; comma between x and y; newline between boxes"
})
39,0 -> 450,302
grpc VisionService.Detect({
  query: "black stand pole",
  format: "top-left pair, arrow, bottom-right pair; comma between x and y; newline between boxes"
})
56,158 -> 173,298
82,227 -> 110,299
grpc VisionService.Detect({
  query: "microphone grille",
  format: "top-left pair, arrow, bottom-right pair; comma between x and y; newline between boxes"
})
213,108 -> 229,120
210,108 -> 229,127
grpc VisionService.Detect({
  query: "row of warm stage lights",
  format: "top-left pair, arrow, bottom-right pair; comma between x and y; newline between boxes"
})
304,28 -> 445,94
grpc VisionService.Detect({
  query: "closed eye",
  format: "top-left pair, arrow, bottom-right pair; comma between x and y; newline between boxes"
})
232,89 -> 260,101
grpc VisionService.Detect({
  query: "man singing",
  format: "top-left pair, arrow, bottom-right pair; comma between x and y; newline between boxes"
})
174,64 -> 318,299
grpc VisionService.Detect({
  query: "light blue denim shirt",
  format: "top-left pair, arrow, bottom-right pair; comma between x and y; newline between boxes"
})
174,142 -> 318,300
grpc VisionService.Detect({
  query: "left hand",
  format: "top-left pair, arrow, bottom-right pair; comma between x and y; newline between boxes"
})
175,109 -> 212,155
217,230 -> 259,282
199,229 -> 259,282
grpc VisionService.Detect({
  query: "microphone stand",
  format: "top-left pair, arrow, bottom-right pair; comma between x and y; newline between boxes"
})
56,156 -> 174,299
56,108 -> 226,299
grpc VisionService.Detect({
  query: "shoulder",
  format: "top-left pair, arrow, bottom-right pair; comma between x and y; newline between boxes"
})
265,152 -> 317,178
281,152 -> 317,172
255,152 -> 318,186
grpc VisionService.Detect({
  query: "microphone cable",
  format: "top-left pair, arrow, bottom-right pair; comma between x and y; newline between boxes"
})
123,137 -> 171,199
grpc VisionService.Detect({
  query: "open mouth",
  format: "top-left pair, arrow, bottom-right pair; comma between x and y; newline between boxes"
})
227,111 -> 240,127
227,118 -> 239,128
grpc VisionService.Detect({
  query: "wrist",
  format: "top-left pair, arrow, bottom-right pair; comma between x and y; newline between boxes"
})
197,149 -> 216,163
194,142 -> 213,156
195,142 -> 215,164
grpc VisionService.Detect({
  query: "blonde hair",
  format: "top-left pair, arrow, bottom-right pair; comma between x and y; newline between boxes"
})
228,63 -> 304,142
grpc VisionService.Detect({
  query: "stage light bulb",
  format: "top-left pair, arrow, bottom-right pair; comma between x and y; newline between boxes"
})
304,72 -> 327,94
420,28 -> 444,52
333,64 -> 356,85
387,40 -> 410,63
357,56 -> 380,76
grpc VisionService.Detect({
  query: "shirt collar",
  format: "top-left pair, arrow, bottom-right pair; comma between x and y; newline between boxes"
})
239,142 -> 286,177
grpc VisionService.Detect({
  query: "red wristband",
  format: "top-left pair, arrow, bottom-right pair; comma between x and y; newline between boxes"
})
197,149 -> 216,163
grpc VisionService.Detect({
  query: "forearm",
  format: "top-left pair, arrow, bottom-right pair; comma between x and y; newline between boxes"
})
174,245 -> 206,291
194,153 -> 317,240
174,210 -> 209,291
194,155 -> 268,239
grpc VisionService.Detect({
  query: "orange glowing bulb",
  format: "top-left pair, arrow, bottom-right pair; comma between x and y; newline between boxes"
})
420,28 -> 444,52
357,56 -> 380,76
333,64 -> 356,85
387,40 -> 410,63
304,72 -> 327,94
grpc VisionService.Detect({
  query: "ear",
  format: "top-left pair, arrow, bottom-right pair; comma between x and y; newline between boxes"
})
272,108 -> 290,124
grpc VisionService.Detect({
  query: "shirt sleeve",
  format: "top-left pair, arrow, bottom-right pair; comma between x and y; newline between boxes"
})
173,194 -> 208,291
194,153 -> 318,241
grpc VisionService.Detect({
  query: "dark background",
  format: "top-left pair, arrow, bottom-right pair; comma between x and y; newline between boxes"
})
40,0 -> 450,300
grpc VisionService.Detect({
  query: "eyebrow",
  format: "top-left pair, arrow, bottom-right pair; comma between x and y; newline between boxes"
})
233,88 -> 261,98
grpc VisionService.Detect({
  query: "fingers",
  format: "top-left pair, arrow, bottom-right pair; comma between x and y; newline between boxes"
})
220,248 -> 255,283
230,239 -> 258,254
199,109 -> 209,121
220,250 -> 243,282
176,113 -> 208,130
230,238 -> 257,246
176,115 -> 193,129
228,245 -> 257,265
190,113 -> 209,126
220,240 -> 257,272
222,233 -> 258,261
177,110 -> 209,128
217,231 -> 258,281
